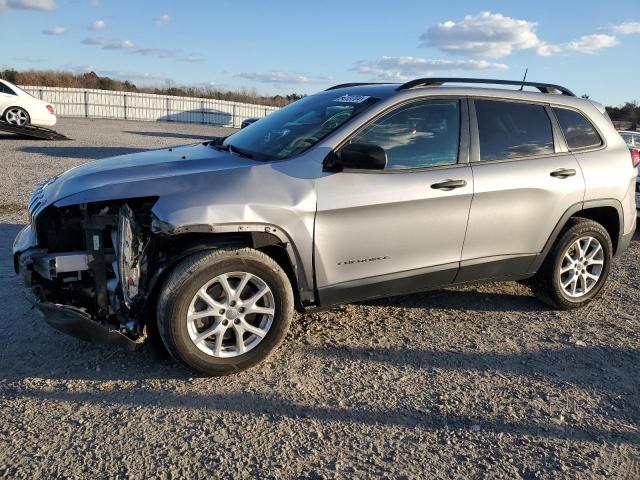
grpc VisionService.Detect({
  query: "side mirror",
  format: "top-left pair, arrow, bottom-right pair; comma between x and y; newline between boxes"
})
338,143 -> 387,170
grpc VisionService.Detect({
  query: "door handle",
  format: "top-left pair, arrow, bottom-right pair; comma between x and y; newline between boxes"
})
430,179 -> 467,191
550,168 -> 576,179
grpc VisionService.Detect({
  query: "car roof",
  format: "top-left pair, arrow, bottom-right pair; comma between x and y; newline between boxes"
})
321,83 -> 598,111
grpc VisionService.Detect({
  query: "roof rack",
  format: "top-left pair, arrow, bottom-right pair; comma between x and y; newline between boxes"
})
325,82 -> 393,91
396,78 -> 576,96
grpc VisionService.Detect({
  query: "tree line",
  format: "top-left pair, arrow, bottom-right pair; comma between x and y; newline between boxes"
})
0,69 -> 304,108
605,102 -> 639,131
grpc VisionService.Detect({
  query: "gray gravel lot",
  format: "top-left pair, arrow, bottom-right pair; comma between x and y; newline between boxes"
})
0,118 -> 639,479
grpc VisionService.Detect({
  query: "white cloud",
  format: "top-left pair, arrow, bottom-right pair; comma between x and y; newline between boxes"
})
179,54 -> 205,63
235,71 -> 329,85
82,36 -> 204,63
83,37 -> 134,50
42,26 -> 65,35
611,22 -> 640,34
537,34 -> 618,56
134,47 -> 177,59
0,0 -> 54,12
154,14 -> 171,26
90,19 -> 105,30
353,56 -> 507,81
420,12 -> 540,58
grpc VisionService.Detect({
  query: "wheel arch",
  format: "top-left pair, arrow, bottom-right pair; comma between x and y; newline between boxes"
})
1,105 -> 30,120
142,226 -> 311,321
530,199 -> 624,273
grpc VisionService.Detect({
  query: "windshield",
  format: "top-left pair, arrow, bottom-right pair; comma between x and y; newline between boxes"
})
223,93 -> 379,160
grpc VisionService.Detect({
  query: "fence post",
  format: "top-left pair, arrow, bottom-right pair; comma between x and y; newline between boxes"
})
123,94 -> 128,120
232,104 -> 236,128
39,89 -> 43,100
166,97 -> 170,120
264,107 -> 268,117
84,91 -> 89,118
201,100 -> 205,124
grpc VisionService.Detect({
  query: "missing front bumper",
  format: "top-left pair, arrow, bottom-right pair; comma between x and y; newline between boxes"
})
25,291 -> 141,351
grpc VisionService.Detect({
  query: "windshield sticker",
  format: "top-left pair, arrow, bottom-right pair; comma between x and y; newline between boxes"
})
333,94 -> 371,104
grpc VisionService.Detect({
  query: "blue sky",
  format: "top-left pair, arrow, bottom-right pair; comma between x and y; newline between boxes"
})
1,0 -> 639,105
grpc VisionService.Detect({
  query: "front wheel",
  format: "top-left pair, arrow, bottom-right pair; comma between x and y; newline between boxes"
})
157,248 -> 294,376
530,218 -> 613,309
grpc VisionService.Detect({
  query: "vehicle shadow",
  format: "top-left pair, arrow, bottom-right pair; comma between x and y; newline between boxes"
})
8,386 -> 638,445
124,131 -> 217,141
309,345 -> 640,404
19,146 -> 148,160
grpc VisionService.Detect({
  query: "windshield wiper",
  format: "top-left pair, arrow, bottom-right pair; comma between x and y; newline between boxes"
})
208,137 -> 253,158
208,136 -> 229,151
227,144 -> 254,159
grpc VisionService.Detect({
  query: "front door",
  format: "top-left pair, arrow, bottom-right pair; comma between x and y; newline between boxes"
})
313,97 -> 474,306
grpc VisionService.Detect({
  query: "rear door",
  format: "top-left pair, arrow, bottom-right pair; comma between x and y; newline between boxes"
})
459,98 -> 585,281
314,97 -> 474,305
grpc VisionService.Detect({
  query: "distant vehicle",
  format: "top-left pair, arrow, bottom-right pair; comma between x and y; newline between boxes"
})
241,118 -> 259,129
0,79 -> 56,127
619,131 -> 640,215
13,77 -> 637,376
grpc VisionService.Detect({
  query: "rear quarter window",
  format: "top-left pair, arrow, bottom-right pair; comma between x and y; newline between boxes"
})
0,83 -> 16,95
552,107 -> 602,150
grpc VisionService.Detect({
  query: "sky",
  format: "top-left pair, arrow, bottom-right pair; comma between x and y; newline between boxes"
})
1,0 -> 639,105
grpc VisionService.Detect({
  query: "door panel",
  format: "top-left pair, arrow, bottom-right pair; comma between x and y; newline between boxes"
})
0,94 -> 13,114
463,155 -> 584,261
314,165 -> 473,289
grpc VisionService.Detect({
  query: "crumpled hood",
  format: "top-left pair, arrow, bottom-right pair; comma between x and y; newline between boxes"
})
34,143 -> 260,212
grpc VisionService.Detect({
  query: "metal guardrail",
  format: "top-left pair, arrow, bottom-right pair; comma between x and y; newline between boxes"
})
21,86 -> 280,128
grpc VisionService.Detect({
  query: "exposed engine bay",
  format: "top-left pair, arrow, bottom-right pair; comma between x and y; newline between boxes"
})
18,199 -> 157,344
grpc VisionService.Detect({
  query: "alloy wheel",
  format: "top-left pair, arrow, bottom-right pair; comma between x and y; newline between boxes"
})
186,271 -> 276,358
558,236 -> 605,298
5,108 -> 28,126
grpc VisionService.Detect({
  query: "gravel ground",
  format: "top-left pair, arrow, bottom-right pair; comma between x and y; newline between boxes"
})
0,118 -> 639,479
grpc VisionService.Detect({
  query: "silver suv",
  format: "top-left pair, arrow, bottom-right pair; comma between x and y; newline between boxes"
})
13,78 -> 637,375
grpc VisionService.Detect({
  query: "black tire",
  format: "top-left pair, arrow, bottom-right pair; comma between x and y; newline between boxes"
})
157,248 -> 293,376
530,217 -> 613,310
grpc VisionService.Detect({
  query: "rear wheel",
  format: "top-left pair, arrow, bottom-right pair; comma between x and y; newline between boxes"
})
530,218 -> 613,309
157,248 -> 293,376
4,107 -> 30,126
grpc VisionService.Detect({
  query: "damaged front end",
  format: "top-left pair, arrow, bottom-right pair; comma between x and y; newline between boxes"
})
14,198 -> 157,349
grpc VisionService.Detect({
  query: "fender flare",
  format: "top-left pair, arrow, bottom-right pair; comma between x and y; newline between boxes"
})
528,198 -> 624,273
153,221 -> 315,304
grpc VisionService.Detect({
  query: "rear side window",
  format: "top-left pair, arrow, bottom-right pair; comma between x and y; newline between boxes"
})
475,100 -> 554,161
0,83 -> 16,95
552,107 -> 602,150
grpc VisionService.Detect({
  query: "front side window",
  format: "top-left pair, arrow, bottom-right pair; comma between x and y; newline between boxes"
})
223,93 -> 380,161
476,100 -> 554,161
552,107 -> 602,150
350,99 -> 460,170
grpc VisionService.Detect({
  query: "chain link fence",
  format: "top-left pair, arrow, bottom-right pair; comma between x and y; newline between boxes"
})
21,86 -> 280,128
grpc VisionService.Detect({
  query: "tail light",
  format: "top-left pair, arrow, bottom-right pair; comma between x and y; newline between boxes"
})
46,105 -> 55,115
631,148 -> 640,168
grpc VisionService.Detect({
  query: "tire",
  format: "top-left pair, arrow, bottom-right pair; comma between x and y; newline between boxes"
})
157,248 -> 293,376
530,217 -> 613,310
3,107 -> 30,126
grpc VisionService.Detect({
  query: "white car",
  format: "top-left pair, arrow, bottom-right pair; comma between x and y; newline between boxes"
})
0,79 -> 56,127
